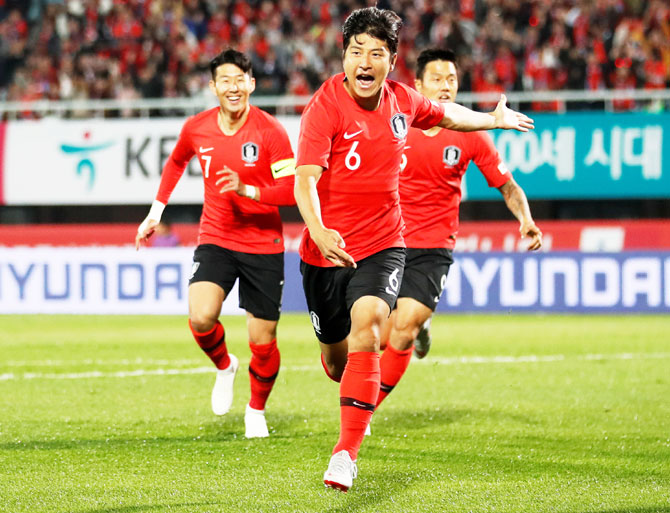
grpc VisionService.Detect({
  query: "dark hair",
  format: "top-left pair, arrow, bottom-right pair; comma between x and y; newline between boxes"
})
209,49 -> 252,79
342,7 -> 403,55
416,48 -> 457,80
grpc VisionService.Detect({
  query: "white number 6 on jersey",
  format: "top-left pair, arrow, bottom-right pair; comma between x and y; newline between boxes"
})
345,141 -> 361,171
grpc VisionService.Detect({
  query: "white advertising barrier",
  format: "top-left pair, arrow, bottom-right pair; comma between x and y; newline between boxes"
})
2,116 -> 301,205
0,246 -> 244,315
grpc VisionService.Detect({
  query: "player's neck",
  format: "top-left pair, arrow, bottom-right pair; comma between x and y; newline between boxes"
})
343,80 -> 382,111
423,126 -> 442,137
217,105 -> 250,135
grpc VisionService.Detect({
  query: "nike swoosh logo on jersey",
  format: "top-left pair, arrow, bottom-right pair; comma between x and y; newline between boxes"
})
343,130 -> 363,140
404,146 -> 411,150
199,146 -> 214,153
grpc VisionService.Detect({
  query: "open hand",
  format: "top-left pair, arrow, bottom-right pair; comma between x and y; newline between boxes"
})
311,227 -> 356,267
493,94 -> 534,132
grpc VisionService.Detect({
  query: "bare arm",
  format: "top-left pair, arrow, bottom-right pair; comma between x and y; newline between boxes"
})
294,164 -> 356,267
498,177 -> 543,251
439,94 -> 534,132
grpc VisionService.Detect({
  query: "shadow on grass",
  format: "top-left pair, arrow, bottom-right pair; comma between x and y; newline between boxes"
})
0,411 -> 326,452
73,502 -> 219,513
584,508 -> 670,513
372,404 -> 537,430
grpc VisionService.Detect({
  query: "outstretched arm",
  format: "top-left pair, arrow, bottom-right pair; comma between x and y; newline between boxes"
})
498,177 -> 543,251
439,94 -> 534,132
294,165 -> 356,268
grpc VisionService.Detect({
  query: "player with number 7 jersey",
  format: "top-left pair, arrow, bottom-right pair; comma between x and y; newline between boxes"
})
136,49 -> 295,440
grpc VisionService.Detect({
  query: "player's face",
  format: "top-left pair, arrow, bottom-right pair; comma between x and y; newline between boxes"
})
415,60 -> 459,103
342,33 -> 397,109
209,63 -> 256,115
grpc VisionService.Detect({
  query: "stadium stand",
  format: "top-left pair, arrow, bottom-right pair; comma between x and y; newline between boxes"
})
1,0 -> 669,111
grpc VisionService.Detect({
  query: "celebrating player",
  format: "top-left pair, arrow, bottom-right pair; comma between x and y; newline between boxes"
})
375,48 -> 542,411
294,8 -> 534,491
135,49 -> 296,438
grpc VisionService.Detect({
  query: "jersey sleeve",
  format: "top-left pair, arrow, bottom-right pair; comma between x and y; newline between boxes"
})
257,116 -> 296,206
155,119 -> 196,204
403,84 -> 445,130
296,90 -> 338,169
471,131 -> 512,188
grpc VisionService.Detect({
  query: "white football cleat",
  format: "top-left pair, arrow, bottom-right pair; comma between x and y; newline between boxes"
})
413,318 -> 432,359
244,404 -> 269,438
211,354 -> 238,415
323,450 -> 358,492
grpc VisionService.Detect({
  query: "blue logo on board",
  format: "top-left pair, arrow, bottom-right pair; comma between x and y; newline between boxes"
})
60,132 -> 114,189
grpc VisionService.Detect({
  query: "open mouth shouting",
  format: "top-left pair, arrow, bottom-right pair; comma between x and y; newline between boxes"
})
355,73 -> 376,91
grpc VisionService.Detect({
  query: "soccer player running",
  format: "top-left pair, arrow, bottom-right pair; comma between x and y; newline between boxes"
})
375,48 -> 543,411
294,8 -> 534,491
135,49 -> 296,438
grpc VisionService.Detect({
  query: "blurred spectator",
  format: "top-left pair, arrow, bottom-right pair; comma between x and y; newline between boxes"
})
0,0 -> 668,112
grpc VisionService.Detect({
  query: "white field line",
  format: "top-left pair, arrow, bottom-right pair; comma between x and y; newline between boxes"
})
1,352 -> 669,382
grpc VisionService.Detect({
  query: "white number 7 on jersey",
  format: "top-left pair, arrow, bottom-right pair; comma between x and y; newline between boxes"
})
200,154 -> 212,178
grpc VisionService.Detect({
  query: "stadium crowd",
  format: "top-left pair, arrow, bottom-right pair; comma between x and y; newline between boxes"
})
1,0 -> 669,111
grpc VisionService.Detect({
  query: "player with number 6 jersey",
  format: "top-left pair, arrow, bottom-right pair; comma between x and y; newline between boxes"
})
294,8 -> 535,492
135,49 -> 295,440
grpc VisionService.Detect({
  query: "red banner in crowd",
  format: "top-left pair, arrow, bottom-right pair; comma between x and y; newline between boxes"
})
1,220 -> 668,251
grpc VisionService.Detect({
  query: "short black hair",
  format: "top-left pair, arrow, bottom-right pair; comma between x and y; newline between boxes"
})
209,49 -> 252,79
342,7 -> 403,55
416,48 -> 457,81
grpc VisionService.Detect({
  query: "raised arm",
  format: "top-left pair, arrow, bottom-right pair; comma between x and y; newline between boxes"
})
439,94 -> 534,132
135,131 -> 193,250
498,177 -> 542,251
294,165 -> 356,268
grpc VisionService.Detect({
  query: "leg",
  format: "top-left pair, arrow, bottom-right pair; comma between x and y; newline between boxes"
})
319,339 -> 349,382
188,281 -> 229,368
377,297 -> 432,407
332,295 -> 388,455
246,314 -> 280,410
245,314 -> 280,438
324,296 -> 388,491
188,282 -> 239,416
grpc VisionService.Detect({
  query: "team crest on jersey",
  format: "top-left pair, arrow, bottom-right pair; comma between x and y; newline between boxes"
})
390,113 -> 408,140
443,145 -> 462,166
241,142 -> 259,163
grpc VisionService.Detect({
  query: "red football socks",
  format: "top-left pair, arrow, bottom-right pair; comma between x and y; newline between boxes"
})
188,319 -> 230,370
248,339 -> 281,410
377,343 -> 413,407
332,351 -> 380,460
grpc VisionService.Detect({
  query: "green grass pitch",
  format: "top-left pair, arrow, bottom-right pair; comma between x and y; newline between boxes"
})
1,314 -> 669,513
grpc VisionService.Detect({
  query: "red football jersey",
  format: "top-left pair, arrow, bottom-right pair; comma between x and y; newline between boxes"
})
400,127 -> 511,249
297,73 -> 445,266
156,106 -> 295,254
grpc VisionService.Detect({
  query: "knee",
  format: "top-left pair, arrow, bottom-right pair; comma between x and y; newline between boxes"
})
189,312 -> 217,333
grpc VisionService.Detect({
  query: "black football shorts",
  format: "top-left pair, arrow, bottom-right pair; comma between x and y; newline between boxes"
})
300,247 -> 406,344
189,244 -> 284,321
398,248 -> 454,311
